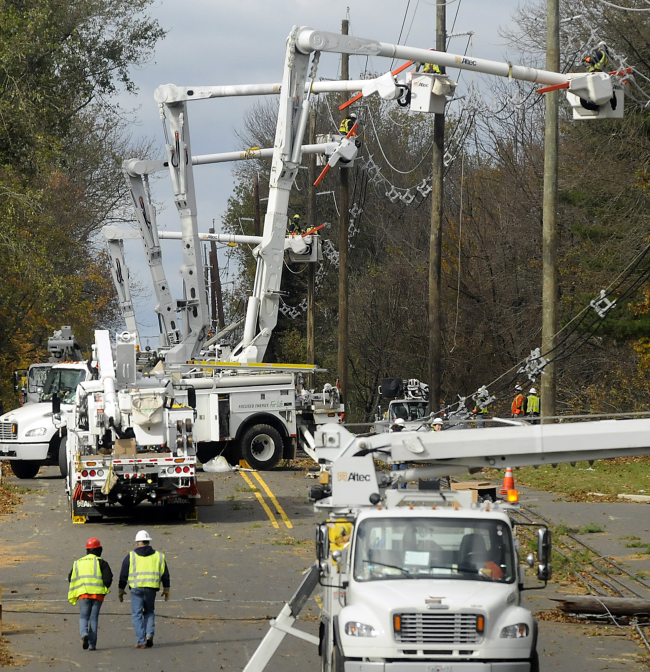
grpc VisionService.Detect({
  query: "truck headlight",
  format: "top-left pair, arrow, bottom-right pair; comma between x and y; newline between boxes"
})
500,623 -> 529,639
345,622 -> 376,637
25,427 -> 47,437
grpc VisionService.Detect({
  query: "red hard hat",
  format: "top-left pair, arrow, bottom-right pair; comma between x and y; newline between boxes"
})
86,537 -> 102,550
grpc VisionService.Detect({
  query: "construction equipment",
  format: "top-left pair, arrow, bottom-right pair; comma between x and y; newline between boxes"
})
13,327 -> 83,406
244,416 -> 650,672
375,378 -> 430,432
58,330 -> 199,522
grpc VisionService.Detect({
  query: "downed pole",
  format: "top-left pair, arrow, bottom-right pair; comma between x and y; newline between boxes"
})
551,595 -> 650,616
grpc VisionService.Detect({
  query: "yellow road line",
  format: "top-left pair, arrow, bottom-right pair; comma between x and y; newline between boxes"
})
252,471 -> 293,529
238,471 -> 279,529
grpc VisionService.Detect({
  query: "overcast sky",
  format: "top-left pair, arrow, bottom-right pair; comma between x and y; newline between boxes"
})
114,0 -> 523,343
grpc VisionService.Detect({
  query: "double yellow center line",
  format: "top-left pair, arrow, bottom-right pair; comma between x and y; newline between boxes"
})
238,470 -> 292,529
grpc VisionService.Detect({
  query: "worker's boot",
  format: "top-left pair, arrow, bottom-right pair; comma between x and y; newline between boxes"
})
146,637 -> 154,648
82,635 -> 89,650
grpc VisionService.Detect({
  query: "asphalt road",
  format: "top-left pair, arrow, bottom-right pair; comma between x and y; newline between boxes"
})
0,466 -> 649,671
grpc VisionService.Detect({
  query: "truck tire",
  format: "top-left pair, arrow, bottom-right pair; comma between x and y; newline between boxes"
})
529,649 -> 539,672
10,460 -> 41,479
240,424 -> 283,470
58,436 -> 68,478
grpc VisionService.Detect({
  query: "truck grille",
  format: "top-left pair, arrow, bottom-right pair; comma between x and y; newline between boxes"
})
0,423 -> 16,440
395,613 -> 480,645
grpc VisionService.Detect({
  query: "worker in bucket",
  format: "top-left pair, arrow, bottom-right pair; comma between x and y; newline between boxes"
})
431,418 -> 444,431
511,384 -> 525,417
288,213 -> 305,235
338,111 -> 358,136
422,62 -> 442,74
118,530 -> 170,649
67,537 -> 113,651
583,43 -> 610,72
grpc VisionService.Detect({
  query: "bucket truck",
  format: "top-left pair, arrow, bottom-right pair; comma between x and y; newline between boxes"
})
243,416 -> 650,672
374,378 -> 430,432
61,330 -> 198,523
1,327 -> 86,479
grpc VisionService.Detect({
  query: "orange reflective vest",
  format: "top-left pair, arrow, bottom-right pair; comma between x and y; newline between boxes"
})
511,394 -> 524,416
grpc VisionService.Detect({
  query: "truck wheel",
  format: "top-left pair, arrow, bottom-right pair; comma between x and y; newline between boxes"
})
240,424 -> 283,470
58,436 -> 68,478
10,460 -> 41,479
529,649 -> 539,672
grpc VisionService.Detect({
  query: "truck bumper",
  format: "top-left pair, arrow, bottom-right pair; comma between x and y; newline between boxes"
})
345,663 -> 530,672
0,442 -> 49,460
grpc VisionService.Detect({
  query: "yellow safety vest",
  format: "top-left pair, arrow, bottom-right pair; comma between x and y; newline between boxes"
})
527,394 -> 540,414
339,118 -> 356,135
128,550 -> 166,589
68,555 -> 109,605
423,63 -> 441,74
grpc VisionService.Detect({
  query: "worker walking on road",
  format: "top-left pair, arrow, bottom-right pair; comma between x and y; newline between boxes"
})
68,537 -> 113,651
511,385 -> 525,418
119,530 -> 170,649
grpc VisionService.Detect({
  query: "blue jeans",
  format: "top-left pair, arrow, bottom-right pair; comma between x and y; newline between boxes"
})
78,598 -> 102,648
130,587 -> 157,645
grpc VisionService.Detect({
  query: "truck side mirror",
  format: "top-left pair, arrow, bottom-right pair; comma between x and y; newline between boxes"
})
316,524 -> 330,562
537,527 -> 552,582
52,393 -> 61,415
13,371 -> 19,393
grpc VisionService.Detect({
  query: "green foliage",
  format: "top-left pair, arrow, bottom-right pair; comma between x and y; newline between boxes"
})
0,0 -> 164,411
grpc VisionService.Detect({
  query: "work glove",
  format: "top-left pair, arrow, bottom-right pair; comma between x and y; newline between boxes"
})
162,589 -> 170,602
118,589 -> 125,603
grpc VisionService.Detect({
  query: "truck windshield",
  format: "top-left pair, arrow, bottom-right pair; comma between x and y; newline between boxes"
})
353,517 -> 515,584
28,365 -> 52,394
40,369 -> 86,404
389,402 -> 428,422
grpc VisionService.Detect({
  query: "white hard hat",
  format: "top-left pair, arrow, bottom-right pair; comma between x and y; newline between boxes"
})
515,385 -> 522,392
529,388 -> 537,395
350,112 -> 357,119
433,418 -> 443,425
393,418 -> 406,426
135,530 -> 152,543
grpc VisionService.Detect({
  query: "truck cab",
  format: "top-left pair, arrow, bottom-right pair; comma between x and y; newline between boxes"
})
13,363 -> 53,406
0,363 -> 88,478
321,495 -> 544,672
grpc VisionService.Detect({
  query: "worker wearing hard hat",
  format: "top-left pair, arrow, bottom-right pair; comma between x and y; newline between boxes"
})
431,418 -> 444,432
511,385 -> 525,417
339,112 -> 358,136
583,43 -> 610,73
118,530 -> 170,649
288,213 -> 305,235
390,418 -> 406,432
527,388 -> 540,422
68,537 -> 113,651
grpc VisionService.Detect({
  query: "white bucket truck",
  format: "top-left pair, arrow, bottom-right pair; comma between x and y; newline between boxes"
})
243,416 -> 650,672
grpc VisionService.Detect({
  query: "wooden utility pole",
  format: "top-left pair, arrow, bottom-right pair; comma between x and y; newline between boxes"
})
541,0 -> 559,420
428,4 -> 446,414
307,107 -> 317,388
209,225 -> 225,331
253,174 -> 262,238
338,18 -> 350,402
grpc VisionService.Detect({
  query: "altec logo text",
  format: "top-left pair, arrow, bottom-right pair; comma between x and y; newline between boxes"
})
337,472 -> 371,482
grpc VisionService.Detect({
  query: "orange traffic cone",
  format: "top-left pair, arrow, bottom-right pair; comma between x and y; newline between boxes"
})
500,467 -> 515,495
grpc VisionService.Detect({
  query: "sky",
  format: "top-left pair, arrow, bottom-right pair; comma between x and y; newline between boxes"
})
113,0 -> 523,344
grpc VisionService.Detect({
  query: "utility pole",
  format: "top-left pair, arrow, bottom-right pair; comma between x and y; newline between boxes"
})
338,18 -> 350,403
428,3 -> 446,414
209,224 -> 225,331
253,174 -> 262,238
307,107 -> 317,389
541,0 -> 559,421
